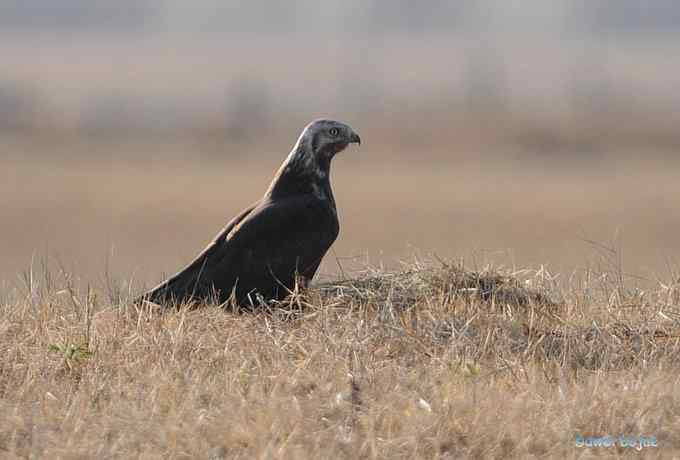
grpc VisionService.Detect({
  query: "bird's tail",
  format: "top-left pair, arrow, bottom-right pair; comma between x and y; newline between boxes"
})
133,281 -> 172,308
134,269 -> 208,308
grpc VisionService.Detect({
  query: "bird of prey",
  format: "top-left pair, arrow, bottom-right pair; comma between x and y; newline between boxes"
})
138,119 -> 361,307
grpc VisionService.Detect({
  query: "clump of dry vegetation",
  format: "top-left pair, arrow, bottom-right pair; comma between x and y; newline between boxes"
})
1,260 -> 680,458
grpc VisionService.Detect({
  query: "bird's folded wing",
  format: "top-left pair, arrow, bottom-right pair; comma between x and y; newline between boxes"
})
204,194 -> 337,284
141,194 -> 335,304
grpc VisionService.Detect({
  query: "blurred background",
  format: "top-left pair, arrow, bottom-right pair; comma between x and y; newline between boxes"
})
1,1 -> 679,291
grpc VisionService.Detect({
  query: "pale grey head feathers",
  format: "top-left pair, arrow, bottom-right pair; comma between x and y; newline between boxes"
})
299,119 -> 361,157
265,119 -> 361,199
285,119 -> 361,173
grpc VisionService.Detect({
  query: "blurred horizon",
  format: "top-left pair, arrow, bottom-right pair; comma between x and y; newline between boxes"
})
1,1 -> 680,154
2,2 -> 679,289
3,1 -> 680,36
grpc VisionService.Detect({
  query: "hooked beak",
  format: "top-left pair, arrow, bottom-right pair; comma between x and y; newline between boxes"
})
349,131 -> 361,145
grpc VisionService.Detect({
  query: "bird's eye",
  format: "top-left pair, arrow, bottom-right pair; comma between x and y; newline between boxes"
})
329,128 -> 340,137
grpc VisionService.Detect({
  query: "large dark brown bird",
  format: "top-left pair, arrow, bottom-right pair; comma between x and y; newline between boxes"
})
138,119 -> 361,307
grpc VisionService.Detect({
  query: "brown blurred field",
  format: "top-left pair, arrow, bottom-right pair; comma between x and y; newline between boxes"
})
2,137 -> 679,294
1,36 -> 680,293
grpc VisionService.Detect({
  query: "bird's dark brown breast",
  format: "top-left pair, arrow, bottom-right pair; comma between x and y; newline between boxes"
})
262,194 -> 339,276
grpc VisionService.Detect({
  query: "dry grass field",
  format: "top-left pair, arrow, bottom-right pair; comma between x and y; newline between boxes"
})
1,260 -> 679,458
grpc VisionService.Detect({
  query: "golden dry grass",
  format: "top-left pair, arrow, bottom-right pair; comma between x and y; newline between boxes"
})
1,260 -> 679,458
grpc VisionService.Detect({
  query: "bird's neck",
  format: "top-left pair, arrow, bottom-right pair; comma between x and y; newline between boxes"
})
265,145 -> 334,204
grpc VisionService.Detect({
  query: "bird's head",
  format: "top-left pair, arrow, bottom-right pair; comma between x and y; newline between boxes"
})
298,119 -> 361,161
269,119 -> 360,198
